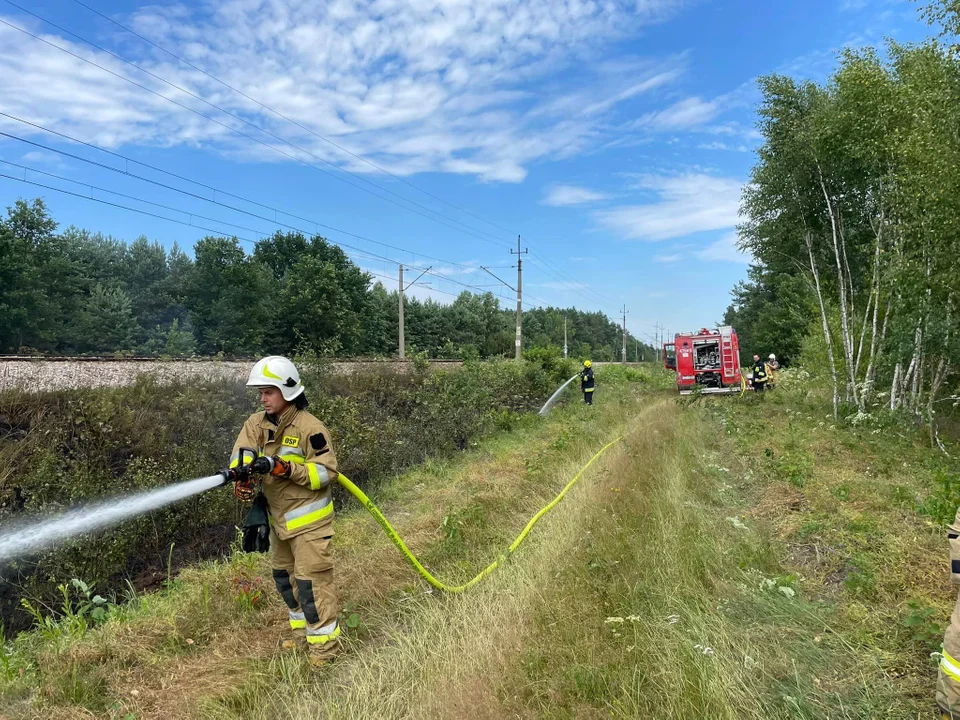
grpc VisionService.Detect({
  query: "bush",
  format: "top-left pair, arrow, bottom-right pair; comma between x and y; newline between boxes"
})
0,376 -> 251,635
0,358 -> 570,636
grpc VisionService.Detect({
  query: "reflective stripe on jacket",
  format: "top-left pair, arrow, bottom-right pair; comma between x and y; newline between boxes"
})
752,361 -> 768,382
231,407 -> 339,540
580,367 -> 595,391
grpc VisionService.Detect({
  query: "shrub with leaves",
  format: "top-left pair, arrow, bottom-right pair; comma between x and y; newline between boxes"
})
0,358 -> 579,636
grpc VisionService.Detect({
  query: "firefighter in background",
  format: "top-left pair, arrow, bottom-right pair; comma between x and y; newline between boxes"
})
751,354 -> 769,392
767,353 -> 780,389
937,506 -> 960,718
580,360 -> 595,404
230,356 -> 342,666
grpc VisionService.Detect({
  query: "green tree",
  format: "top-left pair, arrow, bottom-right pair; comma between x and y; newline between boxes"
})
124,236 -> 174,339
186,236 -> 272,355
0,199 -> 78,353
76,284 -> 139,353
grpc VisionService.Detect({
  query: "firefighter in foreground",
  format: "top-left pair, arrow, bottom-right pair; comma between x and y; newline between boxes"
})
230,356 -> 341,666
938,506 -> 960,718
580,360 -> 595,404
751,354 -> 769,392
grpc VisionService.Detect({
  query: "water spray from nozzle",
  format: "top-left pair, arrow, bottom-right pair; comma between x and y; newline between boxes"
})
0,474 -> 228,563
538,374 -> 580,416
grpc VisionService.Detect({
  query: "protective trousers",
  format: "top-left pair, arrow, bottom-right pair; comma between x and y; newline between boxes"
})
271,525 -> 341,659
937,508 -> 960,717
583,389 -> 593,405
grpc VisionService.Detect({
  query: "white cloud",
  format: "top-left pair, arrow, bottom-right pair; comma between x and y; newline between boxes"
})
697,141 -> 749,152
694,232 -> 750,263
542,184 -> 610,207
595,174 -> 743,241
653,253 -> 683,263
706,121 -> 762,141
0,0 -> 687,183
633,97 -> 719,131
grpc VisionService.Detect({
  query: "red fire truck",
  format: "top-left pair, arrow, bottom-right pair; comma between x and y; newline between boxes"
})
663,326 -> 744,395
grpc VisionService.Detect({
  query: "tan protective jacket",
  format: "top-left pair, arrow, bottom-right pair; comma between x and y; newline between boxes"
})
230,406 -> 338,541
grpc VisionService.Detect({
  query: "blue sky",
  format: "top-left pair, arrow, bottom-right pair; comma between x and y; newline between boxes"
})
0,0 -> 931,344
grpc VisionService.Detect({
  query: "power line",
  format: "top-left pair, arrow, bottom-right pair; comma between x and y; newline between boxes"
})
1,7 -> 617,311
0,121 -> 483,272
2,2 -> 512,248
0,171 -> 263,246
69,0 -> 524,242
4,1 -> 626,313
0,164 -> 523,303
0,10 -> 513,250
4,132 -> 544,306
0,158 -> 269,239
524,260 -> 614,310
527,251 -> 619,309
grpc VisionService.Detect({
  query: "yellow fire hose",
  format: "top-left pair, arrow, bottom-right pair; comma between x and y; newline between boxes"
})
334,435 -> 624,593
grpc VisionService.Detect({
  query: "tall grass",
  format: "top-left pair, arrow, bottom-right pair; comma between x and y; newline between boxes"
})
10,367 -> 930,719
0,356 -> 591,638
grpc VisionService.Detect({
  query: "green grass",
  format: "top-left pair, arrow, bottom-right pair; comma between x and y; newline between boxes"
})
0,368 -> 657,718
2,366 -> 949,718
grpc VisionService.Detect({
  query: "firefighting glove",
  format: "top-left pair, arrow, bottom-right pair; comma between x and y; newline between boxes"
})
241,492 -> 270,553
234,477 -> 256,502
251,455 -> 290,477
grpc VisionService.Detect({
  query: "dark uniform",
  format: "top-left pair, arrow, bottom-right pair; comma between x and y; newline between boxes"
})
580,365 -> 595,404
752,359 -> 769,392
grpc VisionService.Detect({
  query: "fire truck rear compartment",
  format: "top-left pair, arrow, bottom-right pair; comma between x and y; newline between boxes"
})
693,340 -> 720,370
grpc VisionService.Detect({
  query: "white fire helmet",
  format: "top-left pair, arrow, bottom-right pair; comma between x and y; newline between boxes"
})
769,354 -> 777,360
246,356 -> 304,401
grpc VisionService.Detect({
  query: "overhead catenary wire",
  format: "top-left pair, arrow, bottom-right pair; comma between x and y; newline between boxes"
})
527,252 -> 620,310
0,166 -> 525,303
67,0 -> 525,242
3,2 -> 622,312
0,5 -> 513,251
0,171 -> 459,297
65,0 -> 628,311
0,133 -> 553,307
0,16 -> 611,312
0,122 -> 484,273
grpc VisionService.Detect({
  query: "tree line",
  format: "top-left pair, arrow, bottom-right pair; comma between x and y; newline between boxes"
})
725,0 -> 960,429
0,198 -> 653,361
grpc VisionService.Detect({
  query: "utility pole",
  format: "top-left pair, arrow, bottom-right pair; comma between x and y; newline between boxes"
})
511,234 -> 528,360
398,264 -> 431,359
624,310 -> 629,364
398,265 -> 405,359
563,317 -> 568,358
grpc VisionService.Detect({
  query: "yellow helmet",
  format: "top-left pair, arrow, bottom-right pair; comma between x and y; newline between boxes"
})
584,360 -> 592,368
